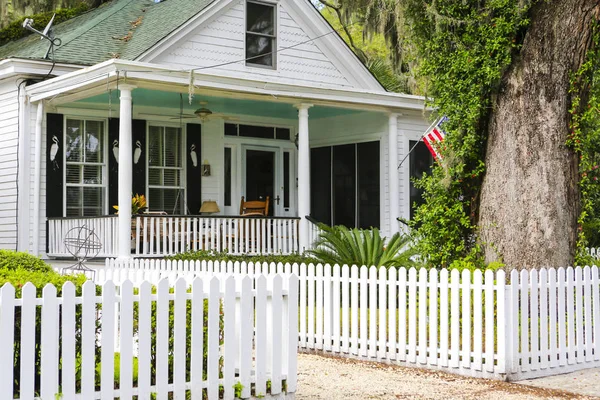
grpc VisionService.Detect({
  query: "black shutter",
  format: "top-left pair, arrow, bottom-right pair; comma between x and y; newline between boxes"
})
46,113 -> 63,218
186,123 -> 202,214
132,119 -> 147,198
108,118 -> 119,214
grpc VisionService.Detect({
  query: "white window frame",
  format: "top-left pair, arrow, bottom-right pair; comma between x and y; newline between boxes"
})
146,123 -> 186,214
245,0 -> 278,69
63,116 -> 108,217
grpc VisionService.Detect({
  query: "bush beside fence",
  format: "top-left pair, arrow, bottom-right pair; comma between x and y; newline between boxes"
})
104,259 -> 600,381
0,274 -> 298,400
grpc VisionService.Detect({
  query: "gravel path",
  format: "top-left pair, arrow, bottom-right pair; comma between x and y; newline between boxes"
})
296,353 -> 598,399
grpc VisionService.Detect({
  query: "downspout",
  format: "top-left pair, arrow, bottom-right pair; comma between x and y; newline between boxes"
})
32,101 -> 44,255
17,83 -> 30,251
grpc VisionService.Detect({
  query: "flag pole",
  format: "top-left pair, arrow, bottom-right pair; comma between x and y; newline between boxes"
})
397,117 -> 441,170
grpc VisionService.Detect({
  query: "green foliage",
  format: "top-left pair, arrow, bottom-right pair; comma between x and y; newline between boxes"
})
0,3 -> 89,47
307,224 -> 420,268
405,0 -> 531,268
567,23 -> 600,265
167,250 -> 316,266
319,3 -> 414,93
0,250 -> 53,273
233,381 -> 244,398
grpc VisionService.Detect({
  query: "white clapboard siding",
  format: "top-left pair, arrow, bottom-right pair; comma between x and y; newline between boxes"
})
152,1 -> 356,90
0,80 -> 19,250
2,274 -> 297,399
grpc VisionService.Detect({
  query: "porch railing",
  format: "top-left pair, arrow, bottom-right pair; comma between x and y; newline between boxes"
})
48,215 -> 301,258
47,216 -> 119,258
134,215 -> 300,257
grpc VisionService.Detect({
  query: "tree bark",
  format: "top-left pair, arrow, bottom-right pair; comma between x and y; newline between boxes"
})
478,0 -> 600,269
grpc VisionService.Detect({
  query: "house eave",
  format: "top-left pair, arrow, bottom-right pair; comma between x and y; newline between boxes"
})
26,59 -> 429,112
0,58 -> 83,80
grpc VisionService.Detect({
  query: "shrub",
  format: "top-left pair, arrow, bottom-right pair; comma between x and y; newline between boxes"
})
0,267 -> 89,397
167,249 -> 316,265
307,224 -> 420,268
0,250 -> 53,273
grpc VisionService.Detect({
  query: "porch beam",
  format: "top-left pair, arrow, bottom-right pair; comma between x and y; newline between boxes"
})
117,84 -> 136,259
32,101 -> 44,255
296,103 -> 313,252
388,113 -> 401,232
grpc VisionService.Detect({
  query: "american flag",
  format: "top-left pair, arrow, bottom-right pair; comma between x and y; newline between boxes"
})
423,116 -> 448,160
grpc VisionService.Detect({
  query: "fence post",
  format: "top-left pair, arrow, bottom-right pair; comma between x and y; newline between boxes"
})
496,269 -> 512,379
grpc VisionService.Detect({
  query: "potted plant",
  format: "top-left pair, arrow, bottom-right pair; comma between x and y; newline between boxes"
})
113,194 -> 148,241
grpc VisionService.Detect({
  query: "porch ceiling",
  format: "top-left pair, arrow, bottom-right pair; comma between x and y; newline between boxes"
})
67,88 -> 363,120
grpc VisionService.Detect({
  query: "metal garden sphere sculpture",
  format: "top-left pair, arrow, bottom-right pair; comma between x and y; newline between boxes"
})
62,225 -> 102,279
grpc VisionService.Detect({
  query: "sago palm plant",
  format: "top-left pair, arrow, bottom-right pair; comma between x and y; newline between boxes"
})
307,224 -> 420,268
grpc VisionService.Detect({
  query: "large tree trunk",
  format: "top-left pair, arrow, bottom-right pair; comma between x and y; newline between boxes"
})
478,0 -> 600,269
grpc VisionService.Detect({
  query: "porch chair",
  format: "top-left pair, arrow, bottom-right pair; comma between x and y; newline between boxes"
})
239,196 -> 270,216
236,196 -> 270,253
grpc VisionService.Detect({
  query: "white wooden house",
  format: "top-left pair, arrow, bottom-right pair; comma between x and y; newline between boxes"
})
0,0 -> 431,259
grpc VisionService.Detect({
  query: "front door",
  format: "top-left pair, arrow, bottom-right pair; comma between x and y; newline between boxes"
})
245,148 -> 276,216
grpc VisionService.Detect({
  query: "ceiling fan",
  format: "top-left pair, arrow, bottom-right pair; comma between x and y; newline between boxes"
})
139,100 -> 238,122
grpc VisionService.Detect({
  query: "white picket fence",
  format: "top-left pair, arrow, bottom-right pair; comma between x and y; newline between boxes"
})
0,274 -> 298,400
101,259 -> 600,381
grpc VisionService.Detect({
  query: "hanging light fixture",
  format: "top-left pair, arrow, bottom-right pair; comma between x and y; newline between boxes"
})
194,101 -> 213,121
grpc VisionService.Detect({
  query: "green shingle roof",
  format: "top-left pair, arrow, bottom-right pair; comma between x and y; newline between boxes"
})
0,0 -> 215,65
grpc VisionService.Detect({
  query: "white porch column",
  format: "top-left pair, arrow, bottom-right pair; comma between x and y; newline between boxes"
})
117,85 -> 136,259
32,101 -> 44,255
296,103 -> 313,252
388,113 -> 400,232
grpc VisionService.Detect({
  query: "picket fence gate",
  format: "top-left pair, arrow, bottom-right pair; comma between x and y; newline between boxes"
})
0,274 -> 298,400
102,259 -> 600,381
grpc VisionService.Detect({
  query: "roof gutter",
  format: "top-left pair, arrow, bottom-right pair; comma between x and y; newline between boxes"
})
0,58 -> 82,80
27,59 -> 429,112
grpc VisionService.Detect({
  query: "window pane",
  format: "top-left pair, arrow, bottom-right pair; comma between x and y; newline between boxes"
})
224,147 -> 232,207
246,35 -> 273,66
163,169 -> 179,186
66,186 -> 82,210
239,124 -> 274,139
66,165 -> 81,184
148,126 -> 164,167
148,168 -> 162,186
283,152 -> 290,208
149,188 -> 183,214
83,165 -> 103,184
409,141 -> 433,219
66,119 -> 83,162
225,123 -> 238,136
357,141 -> 380,229
84,120 -> 104,163
82,187 -> 103,216
276,128 -> 290,141
247,2 -> 274,35
164,127 -> 181,167
310,146 -> 332,225
333,144 -> 356,227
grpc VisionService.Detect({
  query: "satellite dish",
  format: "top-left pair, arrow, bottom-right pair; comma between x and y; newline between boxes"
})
22,14 -> 61,59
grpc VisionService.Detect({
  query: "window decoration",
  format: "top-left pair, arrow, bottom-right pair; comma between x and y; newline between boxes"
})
65,118 -> 106,217
147,125 -> 184,214
246,1 -> 276,67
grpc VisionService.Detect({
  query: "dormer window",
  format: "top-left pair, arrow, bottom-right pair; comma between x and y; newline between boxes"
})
246,1 -> 276,68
